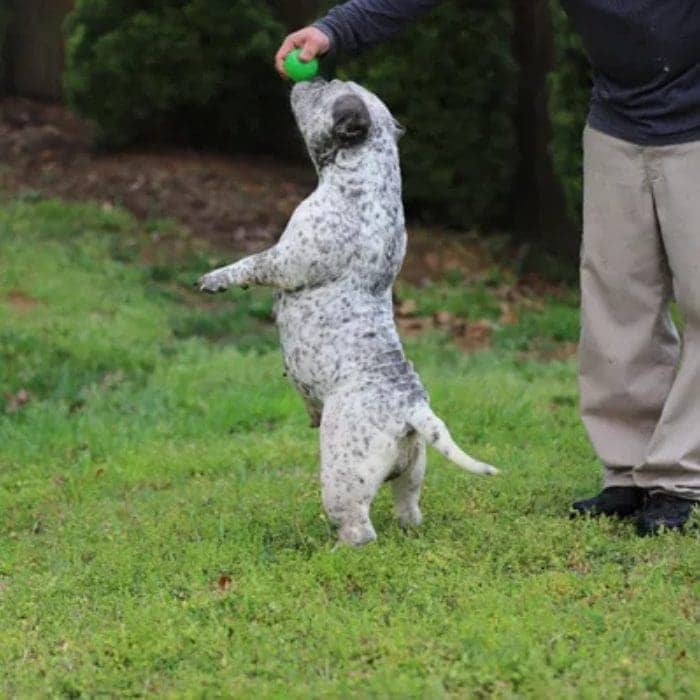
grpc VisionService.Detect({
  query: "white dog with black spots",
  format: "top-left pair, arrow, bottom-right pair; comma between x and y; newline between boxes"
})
198,79 -> 497,546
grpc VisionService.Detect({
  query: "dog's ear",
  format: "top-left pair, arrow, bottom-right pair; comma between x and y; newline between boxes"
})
332,94 -> 371,147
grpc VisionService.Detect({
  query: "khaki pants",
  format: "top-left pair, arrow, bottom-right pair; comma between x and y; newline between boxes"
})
580,125 -> 700,501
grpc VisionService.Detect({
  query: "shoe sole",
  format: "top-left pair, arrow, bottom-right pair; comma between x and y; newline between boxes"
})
570,508 -> 643,520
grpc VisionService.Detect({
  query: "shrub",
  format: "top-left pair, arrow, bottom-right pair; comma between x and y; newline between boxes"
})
64,0 -> 291,153
332,1 -> 517,230
547,1 -> 591,227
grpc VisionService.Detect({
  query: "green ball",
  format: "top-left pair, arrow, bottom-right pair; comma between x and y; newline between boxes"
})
284,48 -> 319,82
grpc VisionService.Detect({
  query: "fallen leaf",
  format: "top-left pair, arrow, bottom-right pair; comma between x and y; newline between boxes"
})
499,302 -> 518,325
218,574 -> 233,592
433,310 -> 455,327
454,319 -> 494,352
396,316 -> 432,336
518,341 -> 578,363
5,389 -> 30,414
396,299 -> 417,317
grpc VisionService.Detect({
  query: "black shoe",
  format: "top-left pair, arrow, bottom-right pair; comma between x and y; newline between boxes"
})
571,486 -> 647,519
636,493 -> 697,536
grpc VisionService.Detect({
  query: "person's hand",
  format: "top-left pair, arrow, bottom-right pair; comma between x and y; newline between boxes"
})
275,27 -> 331,79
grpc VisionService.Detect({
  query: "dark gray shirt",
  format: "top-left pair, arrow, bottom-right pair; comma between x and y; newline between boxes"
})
315,0 -> 700,145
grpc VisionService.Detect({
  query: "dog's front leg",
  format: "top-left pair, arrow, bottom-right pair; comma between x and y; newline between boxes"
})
197,251 -> 277,293
197,238 -> 321,294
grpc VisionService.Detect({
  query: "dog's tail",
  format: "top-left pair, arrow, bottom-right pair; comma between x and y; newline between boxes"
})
408,404 -> 498,476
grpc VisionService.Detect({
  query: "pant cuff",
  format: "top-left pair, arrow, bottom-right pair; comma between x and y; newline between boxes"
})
603,466 -> 637,488
646,489 -> 699,501
632,476 -> 700,501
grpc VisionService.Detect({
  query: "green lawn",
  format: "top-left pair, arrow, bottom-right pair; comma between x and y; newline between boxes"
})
1,199 -> 698,698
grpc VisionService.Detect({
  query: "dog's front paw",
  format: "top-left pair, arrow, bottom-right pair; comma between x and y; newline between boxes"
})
337,521 -> 377,547
197,271 -> 229,294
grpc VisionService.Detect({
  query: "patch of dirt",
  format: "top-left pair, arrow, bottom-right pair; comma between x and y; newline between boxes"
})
0,97 -> 314,253
399,229 -> 502,286
396,309 -> 496,352
518,341 -> 579,363
0,97 -> 526,283
5,290 -> 41,312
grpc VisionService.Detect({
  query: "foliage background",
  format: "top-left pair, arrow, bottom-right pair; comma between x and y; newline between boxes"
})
547,0 -> 590,227
59,0 -> 591,233
64,0 -> 294,154
333,1 -> 518,230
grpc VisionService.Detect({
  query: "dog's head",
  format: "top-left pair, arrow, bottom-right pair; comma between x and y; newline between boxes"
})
291,79 -> 403,171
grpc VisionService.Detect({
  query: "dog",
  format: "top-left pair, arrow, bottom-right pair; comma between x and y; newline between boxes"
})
198,79 -> 497,545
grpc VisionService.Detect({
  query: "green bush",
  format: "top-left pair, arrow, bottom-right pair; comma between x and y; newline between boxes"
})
64,0 -> 291,152
333,1 -> 517,229
547,1 -> 591,227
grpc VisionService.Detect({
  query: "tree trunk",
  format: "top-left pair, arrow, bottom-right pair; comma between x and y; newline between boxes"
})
510,0 -> 579,258
4,0 -> 74,100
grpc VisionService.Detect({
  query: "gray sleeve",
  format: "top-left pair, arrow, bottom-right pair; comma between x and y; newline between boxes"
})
313,0 -> 442,55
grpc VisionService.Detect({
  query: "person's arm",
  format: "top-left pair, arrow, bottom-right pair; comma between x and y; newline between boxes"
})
275,0 -> 441,77
314,0 -> 442,55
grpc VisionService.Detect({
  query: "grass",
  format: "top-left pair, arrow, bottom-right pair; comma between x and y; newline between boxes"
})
1,199 -> 698,698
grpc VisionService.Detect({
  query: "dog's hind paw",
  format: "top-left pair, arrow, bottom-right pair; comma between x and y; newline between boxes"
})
397,507 -> 423,529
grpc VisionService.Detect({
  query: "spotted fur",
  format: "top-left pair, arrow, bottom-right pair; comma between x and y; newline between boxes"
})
198,79 -> 497,546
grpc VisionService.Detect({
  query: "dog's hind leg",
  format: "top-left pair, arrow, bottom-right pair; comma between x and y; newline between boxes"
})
320,403 -> 398,546
391,437 -> 425,528
321,467 -> 378,546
